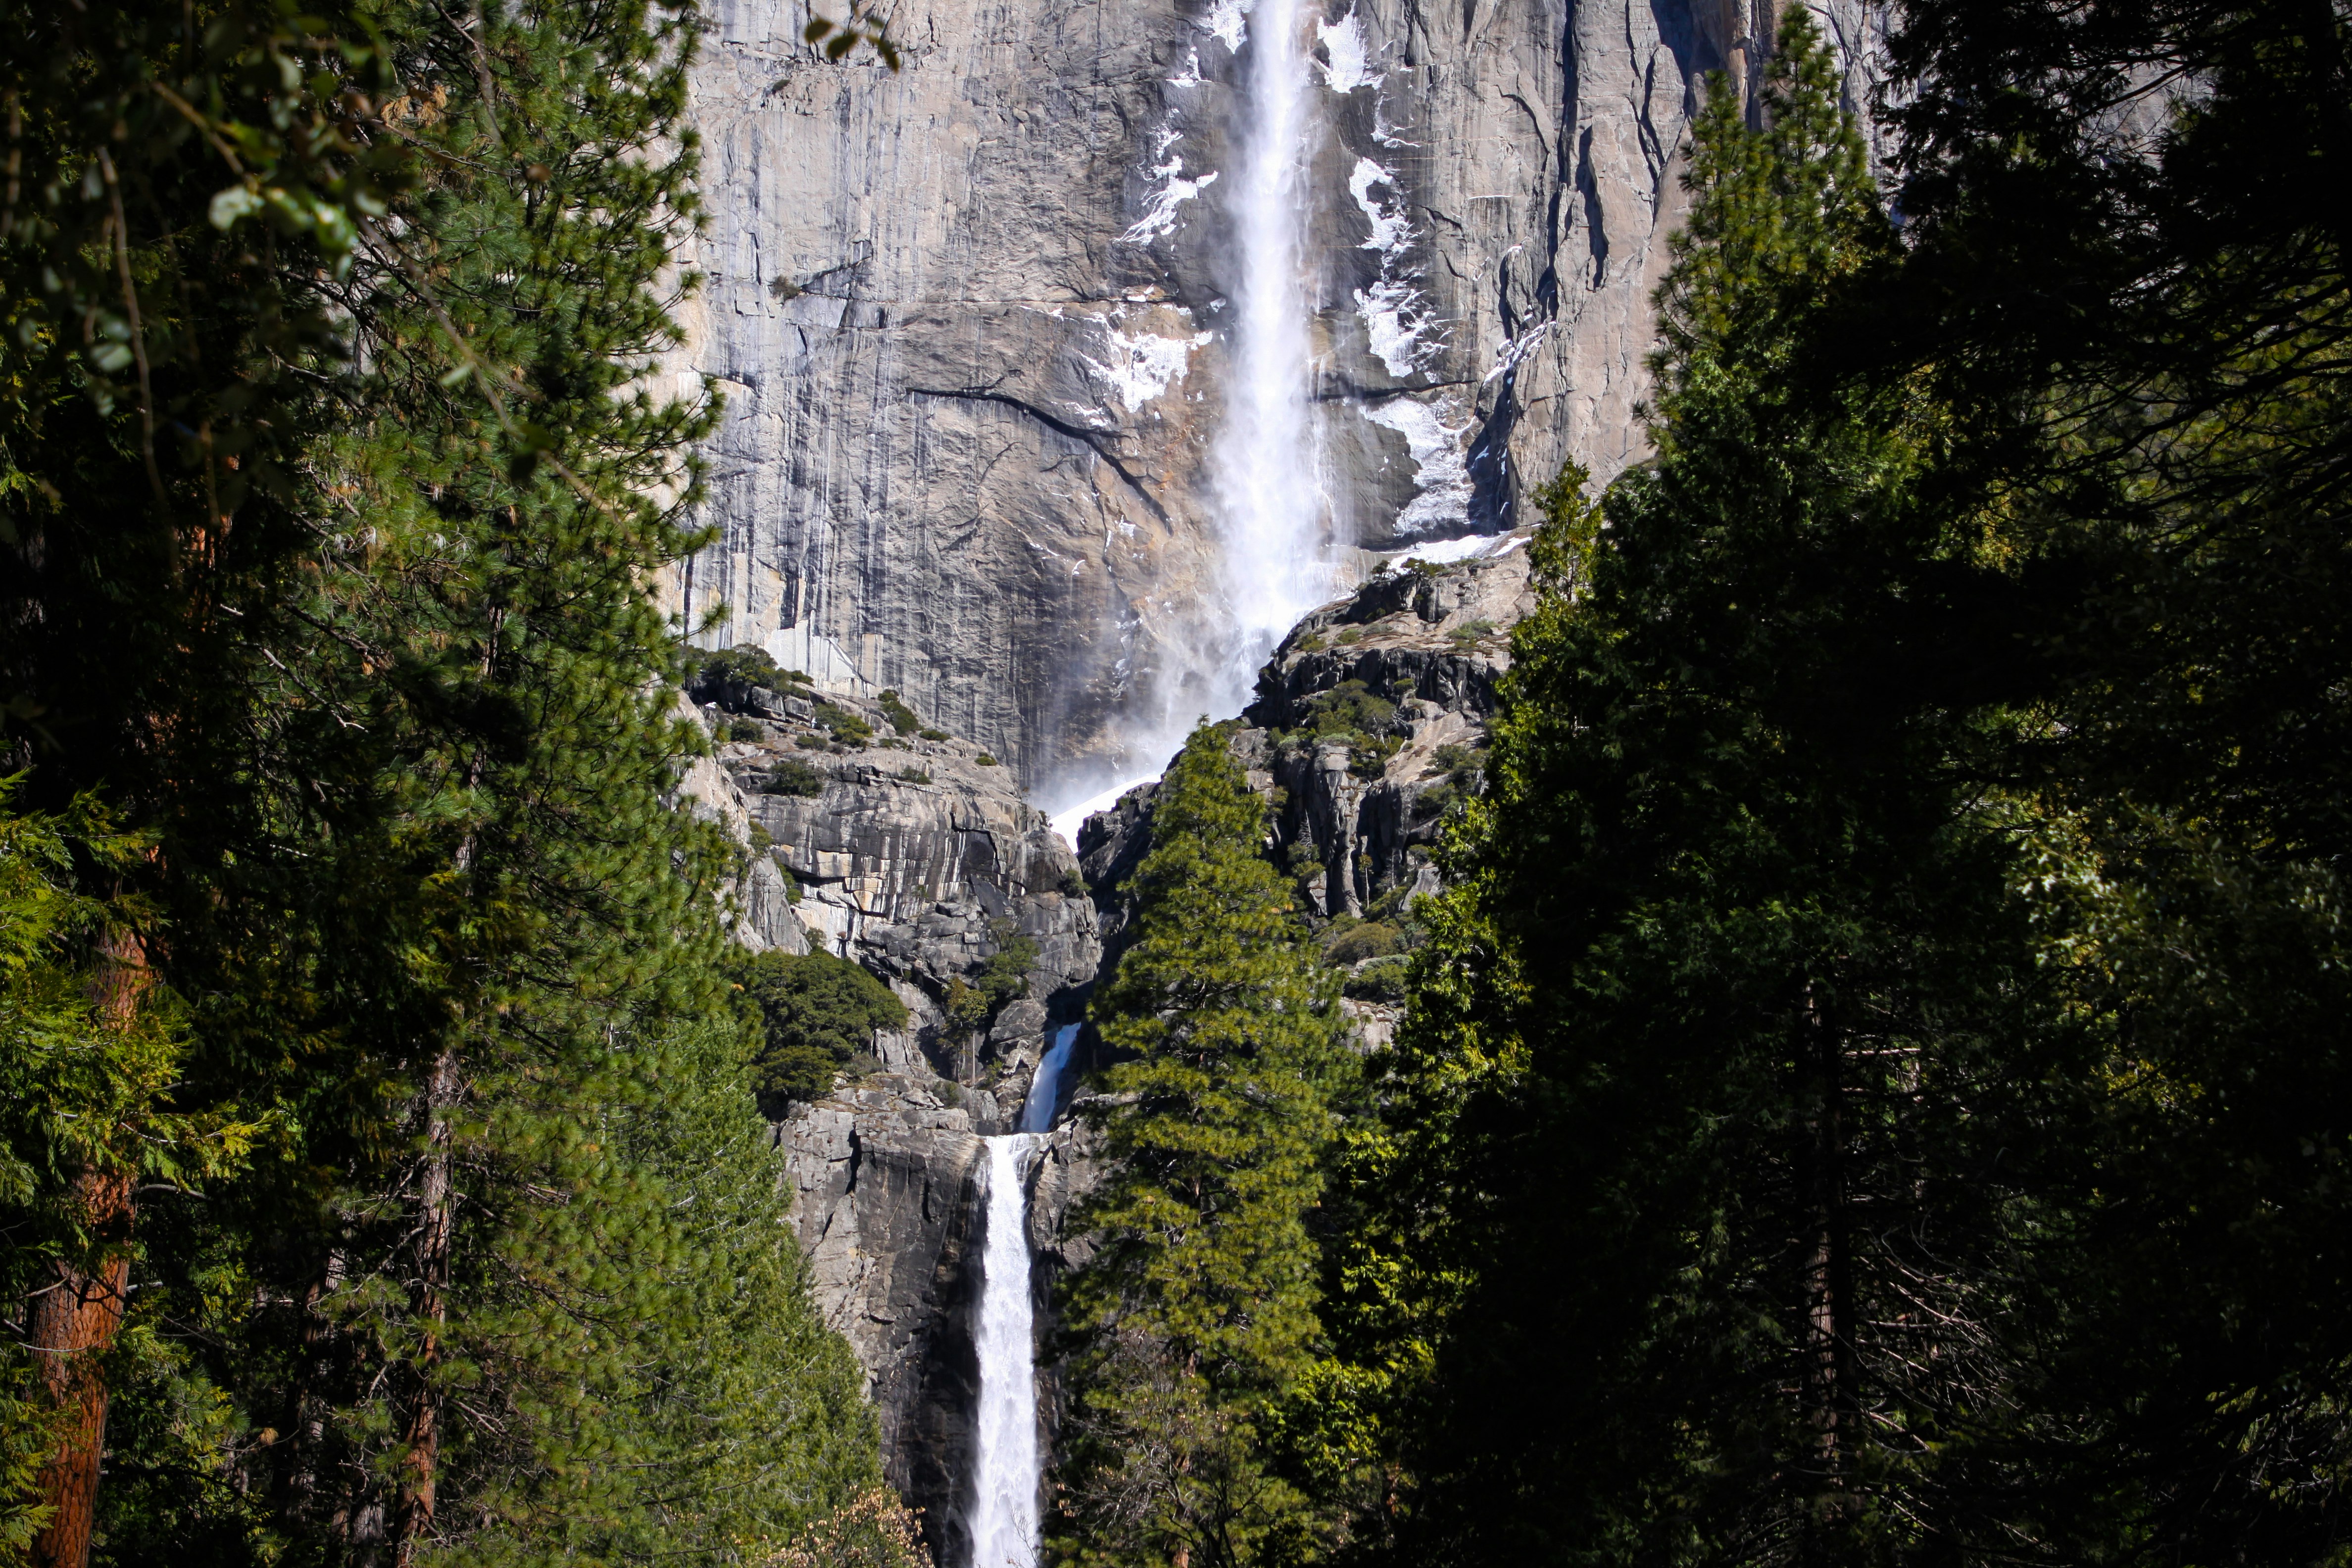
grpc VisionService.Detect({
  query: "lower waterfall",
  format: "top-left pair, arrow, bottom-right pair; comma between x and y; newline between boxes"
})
967,1025 -> 1078,1568
968,1136 -> 1040,1568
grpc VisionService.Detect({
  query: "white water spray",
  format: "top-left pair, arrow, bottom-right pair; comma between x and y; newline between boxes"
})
1214,0 -> 1328,682
964,1026 -> 1080,1568
1052,0 -> 1331,823
968,1135 -> 1041,1568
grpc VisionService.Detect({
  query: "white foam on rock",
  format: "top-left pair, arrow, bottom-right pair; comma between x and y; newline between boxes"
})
1083,326 -> 1212,412
1348,157 -> 1412,255
1355,277 -> 1428,379
1366,396 -> 1473,536
1048,774 -> 1159,850
1199,0 -> 1250,52
1386,531 -> 1522,568
1316,8 -> 1374,92
1121,133 -> 1221,245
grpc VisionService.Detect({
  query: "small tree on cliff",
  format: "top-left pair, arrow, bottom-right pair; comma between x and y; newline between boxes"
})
1050,724 -> 1351,1568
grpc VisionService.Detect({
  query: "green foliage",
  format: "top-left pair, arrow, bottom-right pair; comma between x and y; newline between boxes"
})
0,0 -> 894,1559
878,689 -> 921,735
1320,920 -> 1400,967
1351,16 -> 1978,1561
815,703 -> 874,746
897,767 -> 932,784
918,728 -> 950,743
1341,958 -> 1407,1003
1052,724 -> 1355,1568
0,784 -> 220,1557
1353,4 -> 2352,1563
1298,681 -> 1396,744
1443,619 -> 1494,646
695,642 -> 796,698
730,950 -> 910,1116
975,752 -> 1001,767
945,920 -> 1037,1031
765,758 -> 828,797
730,716 -> 768,742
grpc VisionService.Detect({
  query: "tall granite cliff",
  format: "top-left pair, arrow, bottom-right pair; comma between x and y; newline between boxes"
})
668,0 -> 1884,786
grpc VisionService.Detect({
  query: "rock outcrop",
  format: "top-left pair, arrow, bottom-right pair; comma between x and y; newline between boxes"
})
1080,536 -> 1533,920
701,680 -> 1101,1110
737,540 -> 1543,1553
1077,537 -> 1536,1047
680,680 -> 1109,1548
670,0 -> 1884,783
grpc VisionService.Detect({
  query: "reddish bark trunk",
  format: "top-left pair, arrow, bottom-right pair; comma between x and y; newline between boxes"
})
30,928 -> 150,1568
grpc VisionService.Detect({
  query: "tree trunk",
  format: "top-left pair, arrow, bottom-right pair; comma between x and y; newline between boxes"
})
30,927 -> 150,1568
392,1043 -> 461,1567
1799,982 -> 1856,1527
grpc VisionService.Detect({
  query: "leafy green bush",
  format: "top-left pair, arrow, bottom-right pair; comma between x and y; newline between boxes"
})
1322,919 -> 1402,966
1344,956 -> 1409,1001
794,733 -> 829,751
688,644 -> 813,710
814,704 -> 872,745
728,717 -> 765,742
878,689 -> 921,735
1448,617 -> 1497,645
727,951 -> 909,1116
1335,627 -> 1364,646
898,768 -> 932,784
944,920 -> 1039,1031
763,760 -> 825,797
975,753 -> 1001,767
1302,680 -> 1397,743
919,728 -> 950,742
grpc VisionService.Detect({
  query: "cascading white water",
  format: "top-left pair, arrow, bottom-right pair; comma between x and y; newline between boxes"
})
965,1026 -> 1079,1568
1212,0 -> 1329,695
968,1135 -> 1041,1568
1047,0 -> 1331,832
1022,1024 -> 1080,1134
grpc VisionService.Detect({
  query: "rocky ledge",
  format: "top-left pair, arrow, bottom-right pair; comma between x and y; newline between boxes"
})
1078,536 -> 1536,1047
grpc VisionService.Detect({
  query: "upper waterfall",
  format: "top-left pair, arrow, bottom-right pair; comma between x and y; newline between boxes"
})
1212,0 -> 1333,705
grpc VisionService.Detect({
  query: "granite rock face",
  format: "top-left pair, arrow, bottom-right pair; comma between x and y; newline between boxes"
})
1079,537 -> 1533,925
685,684 -> 1107,1550
702,681 -> 1102,1110
670,0 -> 1884,786
774,1075 -> 1103,1565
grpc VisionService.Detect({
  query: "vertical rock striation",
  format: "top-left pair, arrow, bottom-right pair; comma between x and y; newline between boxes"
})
674,0 -> 1883,788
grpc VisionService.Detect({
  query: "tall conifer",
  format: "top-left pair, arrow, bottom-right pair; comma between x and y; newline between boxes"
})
1052,725 -> 1350,1568
1352,17 -> 2076,1563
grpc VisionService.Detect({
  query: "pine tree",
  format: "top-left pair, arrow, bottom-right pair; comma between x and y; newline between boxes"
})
4,2 -> 897,1562
1350,16 -> 2087,1564
1051,725 -> 1351,1568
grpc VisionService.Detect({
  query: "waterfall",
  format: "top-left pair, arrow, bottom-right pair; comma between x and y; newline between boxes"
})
1021,1024 -> 1079,1133
1044,0 -> 1332,825
1212,0 -> 1329,695
964,1025 -> 1078,1568
968,1135 -> 1042,1568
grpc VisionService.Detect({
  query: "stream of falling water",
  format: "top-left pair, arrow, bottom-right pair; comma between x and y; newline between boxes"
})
1214,0 -> 1327,680
993,0 -> 1327,1554
965,1027 -> 1079,1568
1051,0 -> 1329,840
967,1135 -> 1041,1568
